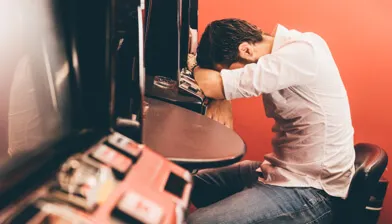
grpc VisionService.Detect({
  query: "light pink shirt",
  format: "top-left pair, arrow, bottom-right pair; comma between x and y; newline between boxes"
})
221,24 -> 355,198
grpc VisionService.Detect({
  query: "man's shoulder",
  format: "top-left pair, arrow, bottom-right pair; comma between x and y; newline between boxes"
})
273,25 -> 327,51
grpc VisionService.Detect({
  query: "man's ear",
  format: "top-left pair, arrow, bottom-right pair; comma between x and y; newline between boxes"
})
238,42 -> 253,60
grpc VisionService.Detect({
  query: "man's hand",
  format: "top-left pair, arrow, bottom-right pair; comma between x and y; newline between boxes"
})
206,100 -> 233,129
193,67 -> 225,99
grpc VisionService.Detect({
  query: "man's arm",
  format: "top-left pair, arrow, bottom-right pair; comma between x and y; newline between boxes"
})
205,99 -> 233,129
193,67 -> 225,99
192,67 -> 232,128
195,40 -> 318,100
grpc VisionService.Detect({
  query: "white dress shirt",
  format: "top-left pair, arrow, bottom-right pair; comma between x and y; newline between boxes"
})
221,24 -> 355,198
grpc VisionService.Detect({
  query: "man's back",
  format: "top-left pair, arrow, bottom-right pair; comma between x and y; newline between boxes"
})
260,27 -> 355,198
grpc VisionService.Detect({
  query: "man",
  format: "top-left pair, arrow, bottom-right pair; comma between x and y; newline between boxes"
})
187,19 -> 355,224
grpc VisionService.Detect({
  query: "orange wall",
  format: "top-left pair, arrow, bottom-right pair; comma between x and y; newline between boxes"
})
199,0 -> 392,223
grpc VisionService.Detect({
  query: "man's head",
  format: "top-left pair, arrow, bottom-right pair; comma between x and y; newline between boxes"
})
196,18 -> 273,71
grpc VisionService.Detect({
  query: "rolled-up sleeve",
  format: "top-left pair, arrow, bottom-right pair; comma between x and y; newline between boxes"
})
221,40 -> 318,100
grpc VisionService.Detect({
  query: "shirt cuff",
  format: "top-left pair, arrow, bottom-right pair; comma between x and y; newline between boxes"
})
220,69 -> 242,100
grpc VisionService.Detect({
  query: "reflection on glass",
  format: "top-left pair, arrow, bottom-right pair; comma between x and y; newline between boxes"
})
0,0 -> 73,161
144,0 -> 198,81
189,0 -> 198,54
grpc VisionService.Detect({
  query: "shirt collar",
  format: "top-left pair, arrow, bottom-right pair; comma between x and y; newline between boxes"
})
271,24 -> 290,52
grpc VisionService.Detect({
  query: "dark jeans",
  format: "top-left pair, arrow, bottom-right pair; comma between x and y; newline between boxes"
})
187,160 -> 337,224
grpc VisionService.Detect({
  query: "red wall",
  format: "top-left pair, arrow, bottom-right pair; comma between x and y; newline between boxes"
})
199,0 -> 392,223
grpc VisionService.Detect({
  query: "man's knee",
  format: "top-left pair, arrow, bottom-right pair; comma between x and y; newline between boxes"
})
186,212 -> 200,224
186,208 -> 218,224
238,160 -> 262,174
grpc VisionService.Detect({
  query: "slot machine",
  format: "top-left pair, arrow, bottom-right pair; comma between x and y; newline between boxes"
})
0,0 -> 193,223
142,0 -> 208,114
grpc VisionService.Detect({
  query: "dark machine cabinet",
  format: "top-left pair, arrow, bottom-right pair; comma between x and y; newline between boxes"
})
143,0 -> 207,114
111,0 -> 145,142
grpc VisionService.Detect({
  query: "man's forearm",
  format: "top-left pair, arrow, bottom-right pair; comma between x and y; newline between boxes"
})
193,67 -> 225,99
205,99 -> 233,129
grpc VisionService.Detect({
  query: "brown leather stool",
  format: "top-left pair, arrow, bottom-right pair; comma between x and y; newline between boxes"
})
333,143 -> 388,224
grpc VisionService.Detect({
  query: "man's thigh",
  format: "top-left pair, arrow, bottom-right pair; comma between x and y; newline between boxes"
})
191,160 -> 261,208
187,183 -> 334,224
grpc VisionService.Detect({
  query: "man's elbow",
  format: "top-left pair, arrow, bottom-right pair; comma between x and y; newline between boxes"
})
194,68 -> 225,99
205,89 -> 225,100
198,81 -> 214,97
196,81 -> 222,99
202,87 -> 218,99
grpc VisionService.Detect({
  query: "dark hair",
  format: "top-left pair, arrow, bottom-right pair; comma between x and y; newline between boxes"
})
196,18 -> 263,70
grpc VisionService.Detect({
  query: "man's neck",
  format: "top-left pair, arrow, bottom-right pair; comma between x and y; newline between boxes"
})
262,35 -> 275,54
254,35 -> 274,56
